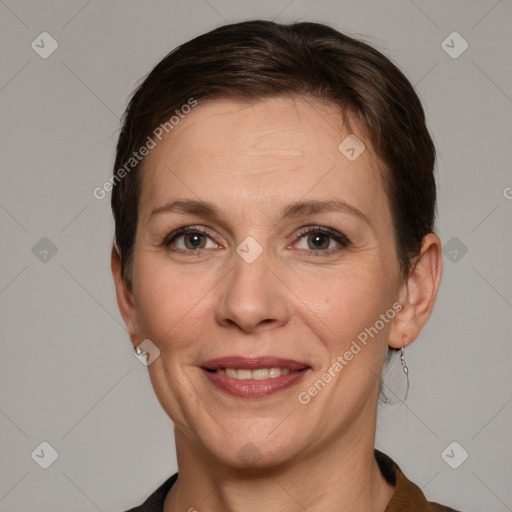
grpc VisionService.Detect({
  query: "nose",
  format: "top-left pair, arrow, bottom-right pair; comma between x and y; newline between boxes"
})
215,244 -> 291,334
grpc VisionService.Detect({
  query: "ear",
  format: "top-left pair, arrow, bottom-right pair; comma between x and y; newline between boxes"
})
388,233 -> 443,349
111,244 -> 141,348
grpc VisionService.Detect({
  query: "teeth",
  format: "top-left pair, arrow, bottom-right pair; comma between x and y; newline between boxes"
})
236,369 -> 252,380
216,367 -> 291,379
253,368 -> 269,380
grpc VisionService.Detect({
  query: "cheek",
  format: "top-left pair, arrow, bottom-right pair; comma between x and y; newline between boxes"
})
300,264 -> 394,342
132,253 -> 219,351
309,278 -> 395,402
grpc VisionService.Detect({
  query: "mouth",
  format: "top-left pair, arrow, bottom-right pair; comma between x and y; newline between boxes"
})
202,356 -> 310,372
201,356 -> 311,398
203,367 -> 300,379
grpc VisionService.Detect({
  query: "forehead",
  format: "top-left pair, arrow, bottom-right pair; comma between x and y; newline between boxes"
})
146,95 -> 365,170
139,95 -> 389,224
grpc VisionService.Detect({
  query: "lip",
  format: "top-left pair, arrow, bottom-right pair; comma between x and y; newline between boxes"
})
201,367 -> 311,398
201,356 -> 309,371
200,356 -> 311,399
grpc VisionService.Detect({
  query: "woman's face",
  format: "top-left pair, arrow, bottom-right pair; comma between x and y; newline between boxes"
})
125,96 -> 404,467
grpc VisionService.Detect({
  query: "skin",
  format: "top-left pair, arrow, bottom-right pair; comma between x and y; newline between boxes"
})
112,95 -> 443,512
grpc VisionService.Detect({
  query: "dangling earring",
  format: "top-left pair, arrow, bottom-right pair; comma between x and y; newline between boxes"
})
400,344 -> 409,401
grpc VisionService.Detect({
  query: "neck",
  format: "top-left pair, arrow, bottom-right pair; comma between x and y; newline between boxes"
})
164,411 -> 394,512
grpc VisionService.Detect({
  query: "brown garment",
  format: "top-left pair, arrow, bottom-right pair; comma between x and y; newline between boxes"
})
123,450 -> 462,511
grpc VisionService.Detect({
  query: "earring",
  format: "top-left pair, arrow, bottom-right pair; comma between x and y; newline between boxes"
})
400,345 -> 410,401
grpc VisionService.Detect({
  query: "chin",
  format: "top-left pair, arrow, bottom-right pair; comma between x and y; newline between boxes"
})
196,421 -> 306,470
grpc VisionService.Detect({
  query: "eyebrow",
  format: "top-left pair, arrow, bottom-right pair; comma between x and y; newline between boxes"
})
149,198 -> 370,225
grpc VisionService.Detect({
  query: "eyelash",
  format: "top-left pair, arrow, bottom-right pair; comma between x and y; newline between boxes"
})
163,225 -> 351,257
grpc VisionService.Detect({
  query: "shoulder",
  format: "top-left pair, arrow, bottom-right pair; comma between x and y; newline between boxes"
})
122,473 -> 178,512
375,450 -> 463,512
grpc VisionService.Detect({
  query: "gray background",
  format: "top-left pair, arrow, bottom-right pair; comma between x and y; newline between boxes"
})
1,0 -> 511,511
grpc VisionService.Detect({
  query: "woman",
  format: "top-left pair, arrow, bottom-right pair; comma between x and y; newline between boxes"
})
111,20 -> 459,512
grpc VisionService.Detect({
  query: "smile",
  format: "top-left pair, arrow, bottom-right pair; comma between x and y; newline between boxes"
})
212,367 -> 293,379
200,356 -> 311,398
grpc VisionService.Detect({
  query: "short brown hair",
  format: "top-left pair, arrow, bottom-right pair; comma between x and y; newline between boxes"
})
112,20 -> 436,285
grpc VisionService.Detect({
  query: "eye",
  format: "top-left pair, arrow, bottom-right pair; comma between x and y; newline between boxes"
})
293,226 -> 351,255
164,226 -> 220,252
163,225 -> 350,256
